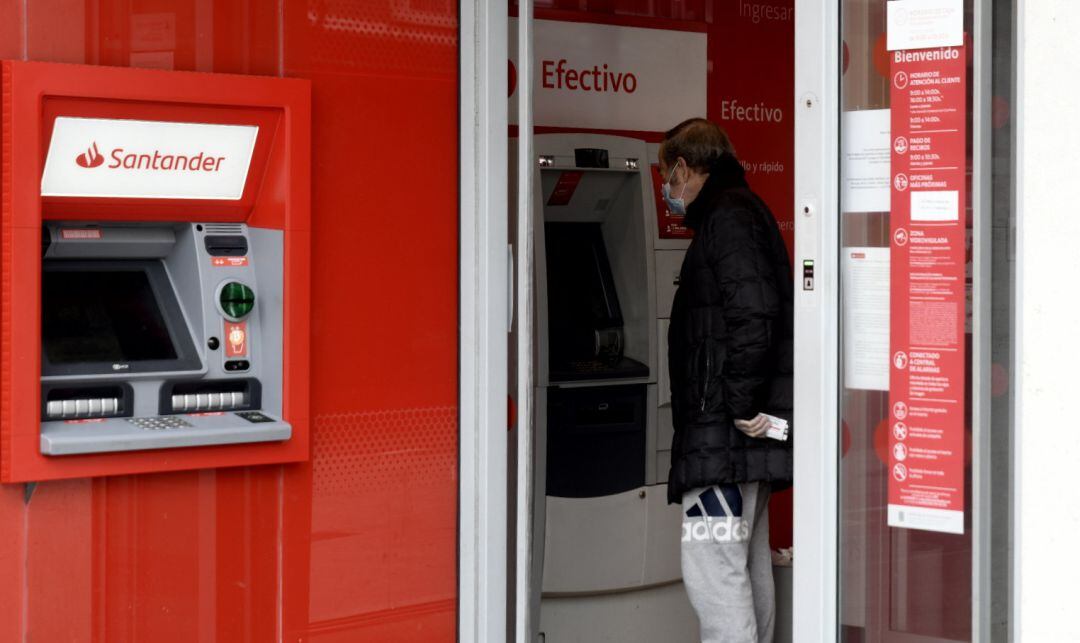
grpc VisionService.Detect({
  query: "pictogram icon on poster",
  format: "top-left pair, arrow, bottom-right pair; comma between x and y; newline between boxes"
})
893,443 -> 909,462
894,173 -> 909,191
893,401 -> 909,420
893,463 -> 908,482
894,136 -> 909,155
894,351 -> 909,370
894,228 -> 909,246
893,422 -> 909,441
893,70 -> 909,89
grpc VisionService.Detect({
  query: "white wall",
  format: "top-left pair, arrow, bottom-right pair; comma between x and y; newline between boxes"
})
1015,1 -> 1080,639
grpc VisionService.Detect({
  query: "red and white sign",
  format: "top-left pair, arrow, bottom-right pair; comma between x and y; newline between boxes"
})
509,19 -> 707,132
888,44 -> 967,535
211,256 -> 250,268
41,117 -> 258,200
60,228 -> 102,240
546,171 -> 584,207
225,321 -> 248,358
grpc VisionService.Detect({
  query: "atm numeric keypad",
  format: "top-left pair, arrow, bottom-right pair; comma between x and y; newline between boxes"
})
127,417 -> 193,431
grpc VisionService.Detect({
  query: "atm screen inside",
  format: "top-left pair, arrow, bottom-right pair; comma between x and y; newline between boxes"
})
545,222 -> 624,339
42,261 -> 197,373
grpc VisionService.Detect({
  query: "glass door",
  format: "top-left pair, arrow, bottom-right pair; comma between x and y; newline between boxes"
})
835,0 -> 1009,641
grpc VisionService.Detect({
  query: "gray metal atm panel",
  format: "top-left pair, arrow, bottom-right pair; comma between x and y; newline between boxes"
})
39,222 -> 289,456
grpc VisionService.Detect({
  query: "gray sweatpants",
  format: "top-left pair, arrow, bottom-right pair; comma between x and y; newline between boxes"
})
681,482 -> 774,643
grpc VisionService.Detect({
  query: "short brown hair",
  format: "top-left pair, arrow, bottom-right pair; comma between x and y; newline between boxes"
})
659,118 -> 736,171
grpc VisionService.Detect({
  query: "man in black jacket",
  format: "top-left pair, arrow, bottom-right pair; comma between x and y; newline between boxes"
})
661,118 -> 794,643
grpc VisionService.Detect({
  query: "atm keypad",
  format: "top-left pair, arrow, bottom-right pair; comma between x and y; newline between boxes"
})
127,417 -> 193,431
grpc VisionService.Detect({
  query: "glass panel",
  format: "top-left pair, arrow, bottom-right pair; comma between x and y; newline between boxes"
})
837,0 -> 997,640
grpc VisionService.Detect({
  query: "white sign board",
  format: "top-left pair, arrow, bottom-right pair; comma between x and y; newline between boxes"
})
910,190 -> 959,221
509,19 -> 707,132
887,0 -> 963,51
843,247 -> 891,391
41,117 -> 259,200
842,109 -> 892,213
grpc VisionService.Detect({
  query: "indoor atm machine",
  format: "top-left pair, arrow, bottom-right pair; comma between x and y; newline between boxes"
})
529,133 -> 699,641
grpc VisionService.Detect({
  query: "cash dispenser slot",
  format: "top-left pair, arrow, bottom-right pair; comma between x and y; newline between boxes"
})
161,379 -> 261,414
42,383 -> 133,421
547,384 -> 647,498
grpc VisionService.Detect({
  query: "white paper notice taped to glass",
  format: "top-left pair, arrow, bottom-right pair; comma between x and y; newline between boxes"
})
843,247 -> 890,391
842,109 -> 891,214
910,190 -> 959,221
41,117 -> 259,200
886,0 -> 964,51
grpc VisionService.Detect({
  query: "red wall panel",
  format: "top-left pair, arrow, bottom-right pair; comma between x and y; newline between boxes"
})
0,1 -> 459,641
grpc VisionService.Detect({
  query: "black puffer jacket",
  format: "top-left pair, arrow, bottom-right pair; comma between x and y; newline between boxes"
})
666,153 -> 794,504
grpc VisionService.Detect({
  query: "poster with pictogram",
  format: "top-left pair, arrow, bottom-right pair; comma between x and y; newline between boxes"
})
887,43 -> 967,535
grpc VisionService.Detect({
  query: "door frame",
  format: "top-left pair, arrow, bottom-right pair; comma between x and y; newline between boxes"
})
792,0 -> 842,640
459,0 -> 510,640
794,0 -> 998,640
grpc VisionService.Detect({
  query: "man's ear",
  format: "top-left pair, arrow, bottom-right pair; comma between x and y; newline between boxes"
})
676,156 -> 689,182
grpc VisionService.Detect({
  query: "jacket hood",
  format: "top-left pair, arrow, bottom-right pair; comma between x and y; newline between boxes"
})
685,153 -> 749,231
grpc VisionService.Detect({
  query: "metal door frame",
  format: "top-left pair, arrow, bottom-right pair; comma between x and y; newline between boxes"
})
793,0 -> 841,640
793,0 -> 997,640
459,0 -> 510,640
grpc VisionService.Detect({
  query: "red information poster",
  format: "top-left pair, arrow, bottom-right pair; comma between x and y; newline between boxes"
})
888,44 -> 967,535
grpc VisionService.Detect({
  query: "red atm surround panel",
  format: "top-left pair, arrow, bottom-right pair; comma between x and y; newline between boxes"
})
0,60 -> 311,482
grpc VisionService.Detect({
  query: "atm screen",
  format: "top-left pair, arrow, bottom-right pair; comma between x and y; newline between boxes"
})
545,222 -> 624,352
42,261 -> 200,375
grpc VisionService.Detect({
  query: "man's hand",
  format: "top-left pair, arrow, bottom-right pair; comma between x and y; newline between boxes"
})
734,413 -> 770,438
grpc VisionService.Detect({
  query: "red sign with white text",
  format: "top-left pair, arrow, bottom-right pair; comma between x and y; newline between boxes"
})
888,44 -> 967,535
61,228 -> 102,239
650,164 -> 693,239
546,170 -> 583,206
212,256 -> 249,268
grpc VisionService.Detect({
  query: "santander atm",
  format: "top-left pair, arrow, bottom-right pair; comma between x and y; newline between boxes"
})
532,133 -> 698,641
0,61 -> 310,483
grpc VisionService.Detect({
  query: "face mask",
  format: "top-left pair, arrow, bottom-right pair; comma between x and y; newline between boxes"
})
662,162 -> 688,215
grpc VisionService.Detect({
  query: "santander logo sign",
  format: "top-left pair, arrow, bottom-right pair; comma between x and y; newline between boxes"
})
75,142 -> 105,168
74,140 -> 227,173
42,117 -> 259,200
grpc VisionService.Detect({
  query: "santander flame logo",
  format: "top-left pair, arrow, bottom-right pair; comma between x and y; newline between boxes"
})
75,142 -> 104,168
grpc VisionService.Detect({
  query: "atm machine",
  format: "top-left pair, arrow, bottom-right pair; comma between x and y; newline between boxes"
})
0,61 -> 309,483
530,133 -> 698,641
39,221 -> 289,454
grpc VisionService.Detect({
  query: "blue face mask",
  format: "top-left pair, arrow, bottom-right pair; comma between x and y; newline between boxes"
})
662,162 -> 687,215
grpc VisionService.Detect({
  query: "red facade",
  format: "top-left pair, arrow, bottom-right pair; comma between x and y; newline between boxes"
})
0,1 -> 459,641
